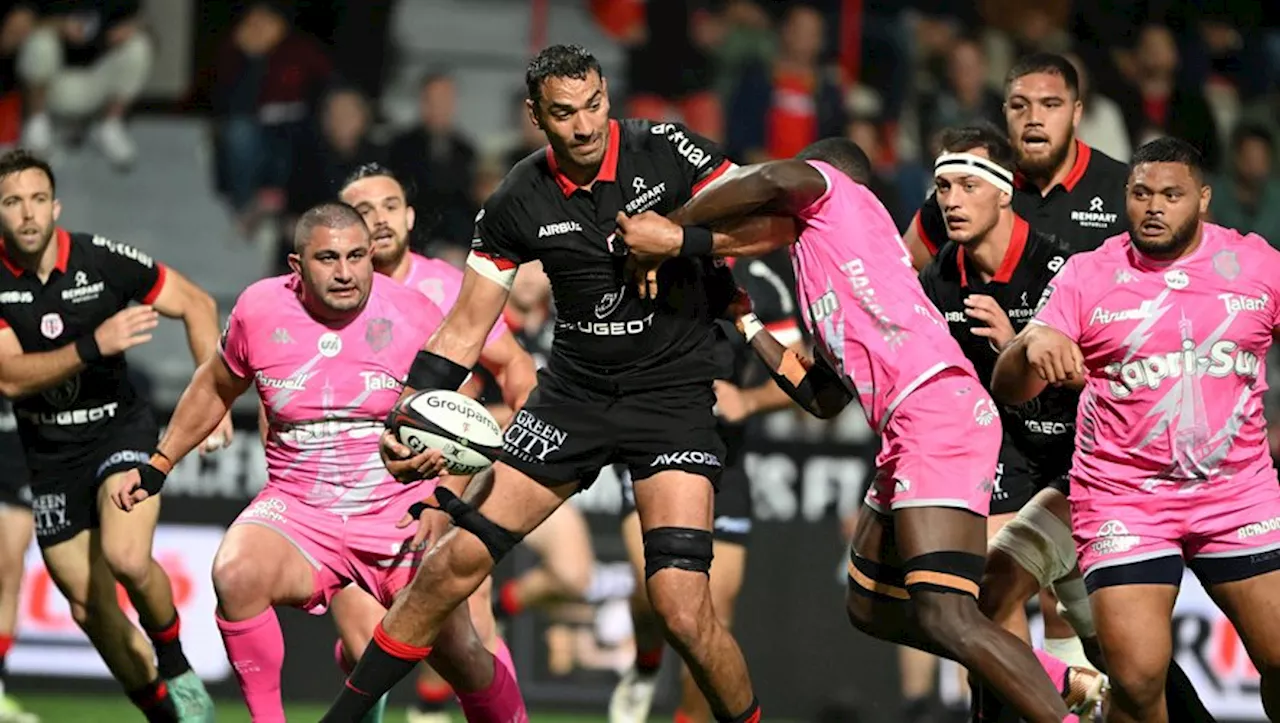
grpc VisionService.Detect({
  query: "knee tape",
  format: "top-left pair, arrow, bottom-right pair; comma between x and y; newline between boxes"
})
408,488 -> 524,563
643,527 -> 713,579
989,496 -> 1077,589
903,551 -> 984,599
1051,575 -> 1096,639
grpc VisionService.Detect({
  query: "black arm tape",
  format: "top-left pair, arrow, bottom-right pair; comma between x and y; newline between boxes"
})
137,463 -> 169,496
643,526 -> 713,579
902,551 -> 985,599
679,225 -> 714,257
75,335 -> 102,364
405,350 -> 470,392
766,349 -> 851,419
408,487 -> 523,563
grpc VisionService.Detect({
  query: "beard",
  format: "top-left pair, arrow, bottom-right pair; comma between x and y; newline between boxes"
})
1017,138 -> 1072,181
1,222 -> 53,256
1129,215 -> 1200,259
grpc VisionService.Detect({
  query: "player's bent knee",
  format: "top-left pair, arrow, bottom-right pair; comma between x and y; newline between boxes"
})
414,488 -> 523,565
989,498 -> 1077,590
211,548 -> 276,609
101,544 -> 152,588
643,526 -> 712,580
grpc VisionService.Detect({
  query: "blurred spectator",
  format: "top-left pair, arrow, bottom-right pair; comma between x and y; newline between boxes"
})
1064,52 -> 1131,162
1210,124 -> 1280,247
1121,23 -> 1221,170
286,86 -> 381,231
0,3 -> 36,148
846,117 -> 907,227
209,1 -> 331,238
387,72 -> 478,252
591,0 -> 723,142
917,36 -> 1003,160
18,0 -> 152,168
726,3 -> 844,163
502,90 -> 544,172
710,0 -> 774,103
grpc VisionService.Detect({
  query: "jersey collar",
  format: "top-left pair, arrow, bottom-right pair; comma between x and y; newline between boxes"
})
546,119 -> 621,197
958,215 -> 1029,287
0,227 -> 71,277
1013,140 -> 1091,194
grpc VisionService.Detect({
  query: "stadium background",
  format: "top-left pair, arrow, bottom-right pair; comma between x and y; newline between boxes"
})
4,0 -> 1279,720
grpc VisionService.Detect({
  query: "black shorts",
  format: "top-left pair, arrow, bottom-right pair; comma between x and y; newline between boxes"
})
0,430 -> 31,510
990,467 -> 1071,516
500,370 -> 725,490
619,423 -> 753,545
28,418 -> 158,549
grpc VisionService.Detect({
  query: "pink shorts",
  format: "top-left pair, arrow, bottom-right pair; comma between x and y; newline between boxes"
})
1074,474 -> 1280,589
865,368 -> 1002,518
232,489 -> 424,615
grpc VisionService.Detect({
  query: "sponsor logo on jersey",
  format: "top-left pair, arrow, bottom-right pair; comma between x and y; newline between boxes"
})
560,314 -> 655,337
17,401 -> 120,426
1238,516 -> 1280,540
1090,301 -> 1154,325
1091,519 -> 1140,555
625,181 -> 667,214
1071,196 -> 1119,229
255,370 -> 314,391
360,371 -> 401,392
40,312 -> 63,339
972,398 -> 997,426
651,123 -> 715,171
651,450 -> 722,467
0,290 -> 33,303
1218,292 -> 1267,315
317,332 -> 342,357
92,235 -> 154,268
504,409 -> 567,463
1104,340 -> 1260,398
537,221 -> 584,238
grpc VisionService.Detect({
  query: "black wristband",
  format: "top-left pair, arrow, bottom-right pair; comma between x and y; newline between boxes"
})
405,350 -> 470,391
680,225 -> 714,257
138,462 -> 169,495
75,335 -> 102,364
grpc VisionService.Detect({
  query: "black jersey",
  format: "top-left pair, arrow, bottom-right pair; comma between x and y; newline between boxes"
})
721,250 -> 802,392
914,141 -> 1129,256
918,218 -> 1077,479
470,118 -> 736,394
0,229 -> 164,459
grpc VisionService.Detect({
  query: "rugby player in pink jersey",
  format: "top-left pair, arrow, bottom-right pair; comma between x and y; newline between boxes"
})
616,137 -> 1095,722
992,136 -> 1280,723
107,203 -> 527,723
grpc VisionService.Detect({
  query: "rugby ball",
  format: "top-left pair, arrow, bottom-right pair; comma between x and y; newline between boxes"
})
389,389 -> 504,476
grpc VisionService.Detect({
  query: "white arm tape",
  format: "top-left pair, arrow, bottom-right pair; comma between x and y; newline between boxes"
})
739,313 -> 764,342
466,251 -> 518,290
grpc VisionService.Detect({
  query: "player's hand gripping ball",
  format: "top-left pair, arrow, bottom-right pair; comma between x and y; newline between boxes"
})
388,389 -> 504,477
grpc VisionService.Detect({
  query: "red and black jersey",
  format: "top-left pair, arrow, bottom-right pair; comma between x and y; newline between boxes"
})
913,140 -> 1129,256
0,229 -> 165,456
471,118 -> 735,394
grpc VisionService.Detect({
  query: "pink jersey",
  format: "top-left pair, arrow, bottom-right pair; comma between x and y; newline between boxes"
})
790,160 -> 979,432
1032,224 -> 1280,498
401,252 -> 508,347
219,274 -> 445,515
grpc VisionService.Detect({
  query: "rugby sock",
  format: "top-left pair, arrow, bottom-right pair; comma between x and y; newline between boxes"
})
636,644 -> 664,675
0,633 -> 11,696
716,697 -> 760,723
414,678 -> 453,712
494,635 -> 518,681
455,651 -> 529,723
217,608 -> 286,723
126,678 -> 180,723
144,612 -> 193,679
321,622 -> 430,722
1166,659 -> 1217,723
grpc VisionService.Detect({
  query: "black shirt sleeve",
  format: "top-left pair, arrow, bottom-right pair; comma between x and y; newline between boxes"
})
92,235 -> 165,304
469,198 -> 529,267
653,122 -> 732,203
912,193 -> 947,256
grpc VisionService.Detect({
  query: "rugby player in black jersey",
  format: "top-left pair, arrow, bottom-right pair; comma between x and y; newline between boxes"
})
0,150 -> 228,723
611,249 -> 803,723
919,125 -> 1214,723
321,45 -> 762,723
0,398 -> 34,722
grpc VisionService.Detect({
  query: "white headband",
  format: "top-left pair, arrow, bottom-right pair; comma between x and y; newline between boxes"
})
934,152 -> 1014,195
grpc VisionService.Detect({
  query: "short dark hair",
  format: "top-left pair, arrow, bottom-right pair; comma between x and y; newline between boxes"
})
340,162 -> 412,200
419,70 -> 453,93
0,149 -> 55,195
936,123 -> 1016,173
525,44 -> 603,104
1130,136 -> 1206,184
1005,52 -> 1079,99
1232,123 -> 1274,154
293,202 -> 368,252
796,137 -> 873,184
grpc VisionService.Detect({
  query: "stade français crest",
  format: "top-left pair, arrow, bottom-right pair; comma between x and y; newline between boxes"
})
1213,250 -> 1240,281
365,318 -> 393,352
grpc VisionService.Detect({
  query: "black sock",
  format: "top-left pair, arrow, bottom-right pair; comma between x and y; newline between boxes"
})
1166,659 -> 1217,723
320,623 -> 429,723
127,678 -> 180,723
716,697 -> 760,723
144,613 -> 192,679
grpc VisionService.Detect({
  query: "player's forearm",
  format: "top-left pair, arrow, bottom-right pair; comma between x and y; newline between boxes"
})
157,358 -> 242,462
745,324 -> 850,419
671,161 -> 824,227
179,290 -> 221,365
990,335 -> 1048,406
495,353 -> 536,412
0,344 -> 87,398
708,216 -> 797,257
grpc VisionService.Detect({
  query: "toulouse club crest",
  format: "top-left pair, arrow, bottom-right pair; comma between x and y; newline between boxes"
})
1212,249 -> 1240,281
365,318 -> 393,352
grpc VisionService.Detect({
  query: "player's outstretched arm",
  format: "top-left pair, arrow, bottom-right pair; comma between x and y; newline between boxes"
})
991,324 -> 1085,405
0,303 -> 160,397
477,330 -> 537,412
673,160 -> 829,227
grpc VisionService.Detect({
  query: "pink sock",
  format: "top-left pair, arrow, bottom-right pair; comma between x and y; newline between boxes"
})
1035,648 -> 1071,695
455,651 -> 529,723
217,608 -> 287,723
492,635 -> 518,682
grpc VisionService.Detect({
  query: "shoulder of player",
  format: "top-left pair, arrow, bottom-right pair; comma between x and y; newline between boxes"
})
1082,145 -> 1129,186
74,231 -> 157,266
234,274 -> 292,307
1020,230 -> 1072,269
484,151 -> 547,213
